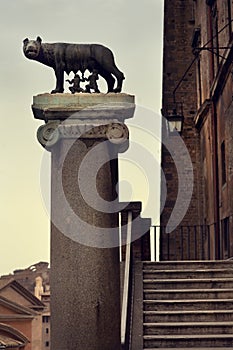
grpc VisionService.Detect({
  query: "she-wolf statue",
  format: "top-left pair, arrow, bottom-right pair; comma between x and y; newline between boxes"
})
23,36 -> 125,94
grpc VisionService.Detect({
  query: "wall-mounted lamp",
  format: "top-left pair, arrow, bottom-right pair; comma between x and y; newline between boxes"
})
167,111 -> 184,133
162,103 -> 184,134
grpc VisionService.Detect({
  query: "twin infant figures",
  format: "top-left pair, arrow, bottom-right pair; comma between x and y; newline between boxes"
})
66,70 -> 100,94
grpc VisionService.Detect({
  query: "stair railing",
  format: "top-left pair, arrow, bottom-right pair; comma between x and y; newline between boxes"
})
121,210 -> 133,349
152,224 -> 214,260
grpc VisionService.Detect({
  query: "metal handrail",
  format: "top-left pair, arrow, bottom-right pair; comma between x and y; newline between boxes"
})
121,211 -> 132,347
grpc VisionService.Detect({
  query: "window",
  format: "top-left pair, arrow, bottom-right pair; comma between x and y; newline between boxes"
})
221,141 -> 227,185
192,28 -> 202,107
227,0 -> 232,39
206,0 -> 216,5
45,341 -> 50,347
212,4 -> 220,69
197,56 -> 202,106
46,328 -> 49,334
207,1 -> 219,76
222,217 -> 230,255
43,316 -> 49,323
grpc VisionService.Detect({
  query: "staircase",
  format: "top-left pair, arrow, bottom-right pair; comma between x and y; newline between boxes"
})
143,260 -> 233,349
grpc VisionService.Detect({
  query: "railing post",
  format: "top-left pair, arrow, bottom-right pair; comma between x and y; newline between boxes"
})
167,231 -> 170,261
159,226 -> 163,261
194,226 -> 197,259
228,220 -> 231,258
180,227 -> 184,260
173,229 -> 177,261
153,226 -> 156,262
207,225 -> 211,260
200,225 -> 204,260
187,226 -> 191,260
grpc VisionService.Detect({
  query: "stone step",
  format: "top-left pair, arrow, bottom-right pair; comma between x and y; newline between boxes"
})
143,299 -> 233,311
142,261 -> 233,348
143,260 -> 233,270
143,268 -> 233,279
143,309 -> 233,323
143,321 -> 233,335
143,277 -> 233,289
143,348 -> 233,350
144,288 -> 233,300
143,334 -> 233,348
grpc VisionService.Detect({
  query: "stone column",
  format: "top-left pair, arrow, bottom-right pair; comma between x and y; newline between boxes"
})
33,93 -> 135,350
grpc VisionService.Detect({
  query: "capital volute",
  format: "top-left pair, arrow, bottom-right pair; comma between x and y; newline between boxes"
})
37,121 -> 60,149
37,120 -> 129,151
106,123 -> 129,144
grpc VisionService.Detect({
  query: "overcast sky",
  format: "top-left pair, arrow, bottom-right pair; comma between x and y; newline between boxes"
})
0,0 -> 164,275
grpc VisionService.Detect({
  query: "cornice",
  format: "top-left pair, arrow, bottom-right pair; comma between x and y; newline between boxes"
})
0,296 -> 36,316
210,43 -> 233,101
194,99 -> 212,130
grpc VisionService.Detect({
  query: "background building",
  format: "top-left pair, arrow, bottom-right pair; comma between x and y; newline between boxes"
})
161,0 -> 233,260
0,262 -> 50,350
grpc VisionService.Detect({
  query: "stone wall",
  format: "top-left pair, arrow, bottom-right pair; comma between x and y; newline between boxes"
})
161,0 -> 204,260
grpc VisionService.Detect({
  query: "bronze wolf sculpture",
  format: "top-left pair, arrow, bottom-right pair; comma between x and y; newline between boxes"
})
23,36 -> 125,94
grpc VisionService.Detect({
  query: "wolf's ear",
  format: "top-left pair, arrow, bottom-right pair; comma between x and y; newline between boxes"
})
36,36 -> 42,43
23,38 -> 29,45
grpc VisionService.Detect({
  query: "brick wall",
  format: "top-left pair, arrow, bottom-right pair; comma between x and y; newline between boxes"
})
161,0 -> 204,260
162,0 -> 233,260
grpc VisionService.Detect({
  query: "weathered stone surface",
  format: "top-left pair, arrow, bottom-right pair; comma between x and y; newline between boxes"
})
34,93 -> 135,350
32,93 -> 135,121
142,260 -> 233,348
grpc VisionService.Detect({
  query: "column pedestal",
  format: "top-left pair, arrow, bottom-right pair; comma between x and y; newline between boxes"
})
33,93 -> 135,350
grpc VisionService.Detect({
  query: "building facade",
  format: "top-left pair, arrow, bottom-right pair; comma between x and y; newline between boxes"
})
161,0 -> 233,260
0,263 -> 51,350
0,278 -> 45,350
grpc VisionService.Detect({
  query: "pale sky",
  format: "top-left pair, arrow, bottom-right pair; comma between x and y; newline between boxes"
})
0,0 -> 164,275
